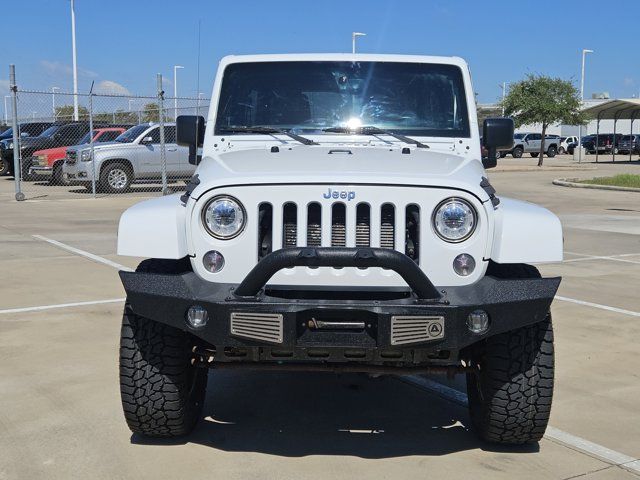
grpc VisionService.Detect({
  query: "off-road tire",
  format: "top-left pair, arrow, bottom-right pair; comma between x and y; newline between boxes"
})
511,147 -> 523,158
547,146 -> 557,158
50,162 -> 69,185
466,262 -> 554,444
119,258 -> 207,437
100,162 -> 132,193
0,156 -> 9,176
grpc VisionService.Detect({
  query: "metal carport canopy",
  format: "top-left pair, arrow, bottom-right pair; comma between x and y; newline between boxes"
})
581,98 -> 640,162
582,98 -> 640,119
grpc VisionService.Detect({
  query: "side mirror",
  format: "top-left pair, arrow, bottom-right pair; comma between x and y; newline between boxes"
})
482,118 -> 514,169
140,136 -> 154,145
177,115 -> 205,165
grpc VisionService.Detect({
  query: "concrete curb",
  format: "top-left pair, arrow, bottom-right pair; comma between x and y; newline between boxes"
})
493,165 -> 598,172
553,178 -> 640,193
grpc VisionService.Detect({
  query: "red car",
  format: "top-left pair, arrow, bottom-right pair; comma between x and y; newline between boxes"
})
28,127 -> 126,183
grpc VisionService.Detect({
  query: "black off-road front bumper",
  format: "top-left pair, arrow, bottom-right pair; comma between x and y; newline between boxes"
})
120,247 -> 560,367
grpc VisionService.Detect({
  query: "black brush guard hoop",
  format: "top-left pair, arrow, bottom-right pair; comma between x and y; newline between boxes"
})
234,247 -> 441,300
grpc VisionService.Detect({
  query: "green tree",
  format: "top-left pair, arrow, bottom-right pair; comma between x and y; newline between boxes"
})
502,75 -> 587,166
142,102 -> 161,123
54,104 -> 89,121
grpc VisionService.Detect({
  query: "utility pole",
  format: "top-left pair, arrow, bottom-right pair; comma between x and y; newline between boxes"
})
352,32 -> 366,54
578,49 -> 594,163
70,0 -> 79,121
173,65 -> 184,120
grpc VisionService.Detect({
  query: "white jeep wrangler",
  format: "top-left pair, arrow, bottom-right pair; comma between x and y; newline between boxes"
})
116,54 -> 562,444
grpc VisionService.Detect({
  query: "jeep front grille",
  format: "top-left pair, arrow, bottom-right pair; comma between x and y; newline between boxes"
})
257,200 -> 421,263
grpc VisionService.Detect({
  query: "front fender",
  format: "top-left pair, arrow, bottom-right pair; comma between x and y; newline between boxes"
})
490,197 -> 562,264
117,194 -> 189,259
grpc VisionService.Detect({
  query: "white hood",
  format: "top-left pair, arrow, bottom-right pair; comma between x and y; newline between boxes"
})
191,145 -> 489,201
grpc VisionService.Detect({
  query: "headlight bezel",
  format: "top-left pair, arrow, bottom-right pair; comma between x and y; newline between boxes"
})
80,150 -> 92,161
201,195 -> 247,240
432,197 -> 478,243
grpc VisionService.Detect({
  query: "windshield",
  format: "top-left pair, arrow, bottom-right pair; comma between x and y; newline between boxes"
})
115,124 -> 148,143
0,128 -> 12,137
39,125 -> 62,138
215,61 -> 470,137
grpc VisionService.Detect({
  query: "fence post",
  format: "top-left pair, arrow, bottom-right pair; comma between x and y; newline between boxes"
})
89,85 -> 96,198
9,65 -> 24,201
157,73 -> 168,195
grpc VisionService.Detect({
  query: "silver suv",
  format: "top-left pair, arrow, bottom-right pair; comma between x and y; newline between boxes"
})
63,123 -> 195,193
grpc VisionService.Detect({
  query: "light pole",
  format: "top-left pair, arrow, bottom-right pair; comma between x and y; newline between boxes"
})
173,65 -> 184,120
3,95 -> 9,125
51,87 -> 60,120
70,0 -> 79,121
499,82 -> 507,116
352,32 -> 366,54
578,49 -> 594,163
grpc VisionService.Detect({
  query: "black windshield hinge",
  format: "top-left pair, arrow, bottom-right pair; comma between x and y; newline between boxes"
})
480,176 -> 500,207
180,174 -> 201,205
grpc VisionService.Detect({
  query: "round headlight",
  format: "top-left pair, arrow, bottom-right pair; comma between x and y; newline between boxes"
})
432,198 -> 477,242
202,195 -> 246,239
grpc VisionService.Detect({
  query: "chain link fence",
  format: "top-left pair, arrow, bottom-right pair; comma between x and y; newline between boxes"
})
1,66 -> 209,201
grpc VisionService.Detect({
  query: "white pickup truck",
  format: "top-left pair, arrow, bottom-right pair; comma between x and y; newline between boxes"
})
115,54 -> 563,445
506,132 -> 560,158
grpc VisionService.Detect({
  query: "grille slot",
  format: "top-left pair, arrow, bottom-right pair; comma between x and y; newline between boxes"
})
258,203 -> 273,260
380,203 -> 395,249
230,312 -> 284,344
331,203 -> 346,247
405,204 -> 420,263
355,203 -> 371,247
306,202 -> 322,246
390,316 -> 445,345
282,202 -> 297,247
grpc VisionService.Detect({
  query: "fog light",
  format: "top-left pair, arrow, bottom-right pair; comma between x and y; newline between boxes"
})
453,253 -> 475,276
467,310 -> 490,334
186,305 -> 208,329
203,250 -> 225,273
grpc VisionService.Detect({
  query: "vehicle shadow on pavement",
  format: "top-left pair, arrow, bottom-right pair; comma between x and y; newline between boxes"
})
131,371 -> 539,458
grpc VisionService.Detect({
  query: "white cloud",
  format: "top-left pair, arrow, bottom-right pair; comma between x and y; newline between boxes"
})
93,80 -> 131,96
40,60 -> 98,79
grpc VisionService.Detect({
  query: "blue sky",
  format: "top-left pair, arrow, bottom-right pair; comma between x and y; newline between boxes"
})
1,0 -> 639,104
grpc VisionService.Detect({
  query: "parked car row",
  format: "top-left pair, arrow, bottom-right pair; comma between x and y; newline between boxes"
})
580,133 -> 640,155
0,122 -> 196,193
496,132 -> 640,158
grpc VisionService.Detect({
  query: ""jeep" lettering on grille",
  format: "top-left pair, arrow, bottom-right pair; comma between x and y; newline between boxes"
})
323,188 -> 355,201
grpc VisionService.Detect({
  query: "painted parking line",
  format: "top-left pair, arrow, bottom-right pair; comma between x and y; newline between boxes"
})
563,251 -> 640,265
32,234 -> 133,271
0,298 -> 126,315
555,295 -> 640,318
401,376 -> 640,475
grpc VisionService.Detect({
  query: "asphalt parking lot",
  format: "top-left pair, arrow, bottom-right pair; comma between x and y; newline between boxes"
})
1,156 -> 639,479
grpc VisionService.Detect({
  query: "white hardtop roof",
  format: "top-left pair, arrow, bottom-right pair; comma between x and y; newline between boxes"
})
219,53 -> 468,68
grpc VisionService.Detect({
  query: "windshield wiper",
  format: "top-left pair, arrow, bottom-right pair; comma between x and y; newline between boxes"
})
219,125 -> 318,146
323,126 -> 429,149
